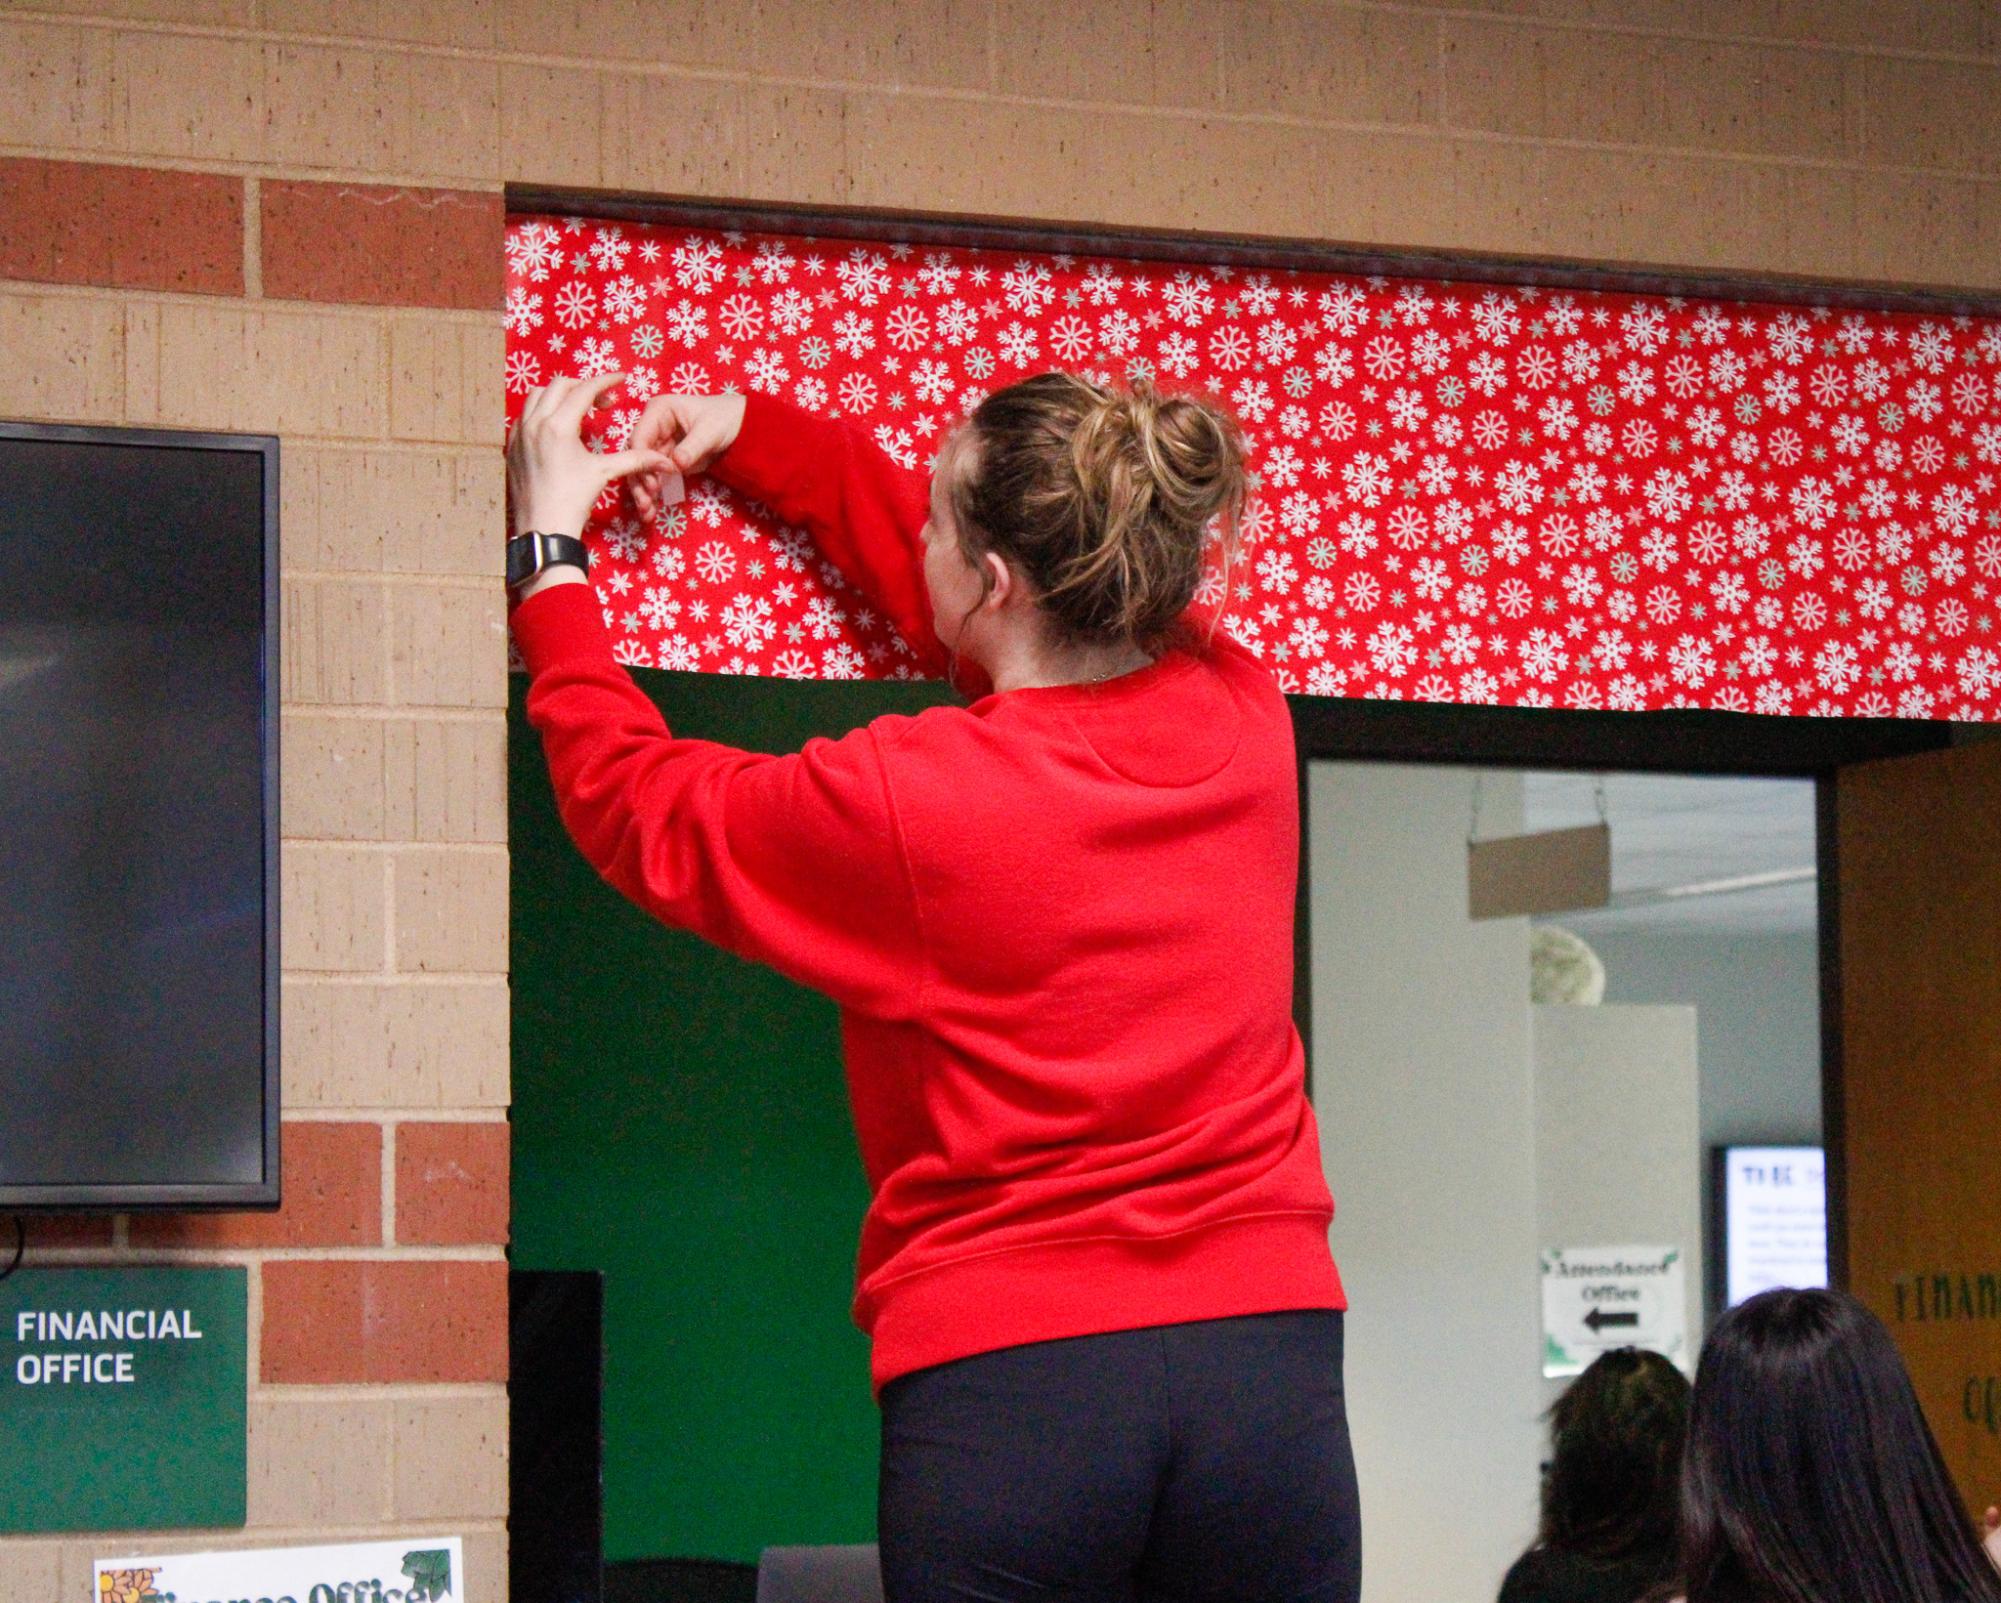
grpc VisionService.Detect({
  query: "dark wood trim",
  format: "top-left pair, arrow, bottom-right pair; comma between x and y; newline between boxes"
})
1815,775 -> 1848,1292
506,184 -> 2001,320
1288,696 -> 1951,776
1293,757 -> 1313,1101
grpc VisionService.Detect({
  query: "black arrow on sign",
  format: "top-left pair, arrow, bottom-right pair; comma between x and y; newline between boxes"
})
1584,1308 -> 1640,1332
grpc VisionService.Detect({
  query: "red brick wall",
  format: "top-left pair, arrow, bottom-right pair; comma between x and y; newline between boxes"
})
1,148 -> 510,1594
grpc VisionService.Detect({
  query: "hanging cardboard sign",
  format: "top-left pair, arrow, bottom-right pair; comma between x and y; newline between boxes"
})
1469,823 -> 1612,920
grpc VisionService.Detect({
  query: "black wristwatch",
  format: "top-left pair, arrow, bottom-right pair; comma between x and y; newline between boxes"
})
506,531 -> 591,591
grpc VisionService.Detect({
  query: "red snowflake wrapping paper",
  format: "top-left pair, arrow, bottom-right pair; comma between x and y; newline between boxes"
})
505,213 -> 2001,720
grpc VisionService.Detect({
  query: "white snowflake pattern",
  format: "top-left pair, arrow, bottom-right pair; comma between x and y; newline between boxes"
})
508,220 -> 2001,720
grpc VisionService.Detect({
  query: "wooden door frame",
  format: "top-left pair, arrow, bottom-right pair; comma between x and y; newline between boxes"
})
1288,695 -> 1998,1287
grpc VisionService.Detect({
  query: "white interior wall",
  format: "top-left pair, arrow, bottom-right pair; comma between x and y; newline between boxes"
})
1581,929 -> 1821,1150
1531,1003 -> 1704,1412
1308,762 -> 1543,1603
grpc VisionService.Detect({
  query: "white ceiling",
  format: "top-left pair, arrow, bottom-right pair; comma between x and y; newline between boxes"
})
1518,771 -> 1818,938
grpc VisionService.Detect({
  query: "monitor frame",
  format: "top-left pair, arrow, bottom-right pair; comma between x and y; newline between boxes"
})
0,419 -> 281,1213
1707,1142 -> 1827,1317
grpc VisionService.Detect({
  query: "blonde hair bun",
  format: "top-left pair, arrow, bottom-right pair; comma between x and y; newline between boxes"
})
1085,382 -> 1243,528
948,372 -> 1246,654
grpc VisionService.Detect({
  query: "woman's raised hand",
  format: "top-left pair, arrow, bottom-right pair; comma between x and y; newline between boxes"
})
507,373 -> 672,539
630,392 -> 748,520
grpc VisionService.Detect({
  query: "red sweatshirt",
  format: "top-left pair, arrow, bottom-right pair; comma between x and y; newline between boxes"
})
513,393 -> 1345,1394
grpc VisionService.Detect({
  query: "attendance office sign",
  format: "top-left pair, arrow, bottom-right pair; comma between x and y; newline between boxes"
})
0,1265 -> 246,1532
1541,1245 -> 1688,1378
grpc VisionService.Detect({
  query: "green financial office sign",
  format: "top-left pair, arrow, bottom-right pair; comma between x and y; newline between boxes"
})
0,1265 -> 246,1533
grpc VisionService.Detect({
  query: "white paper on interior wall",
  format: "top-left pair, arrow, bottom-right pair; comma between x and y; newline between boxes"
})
1541,1245 -> 1687,1378
96,1537 -> 465,1603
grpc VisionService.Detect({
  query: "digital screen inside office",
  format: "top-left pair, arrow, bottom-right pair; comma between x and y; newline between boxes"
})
1719,1144 -> 1828,1307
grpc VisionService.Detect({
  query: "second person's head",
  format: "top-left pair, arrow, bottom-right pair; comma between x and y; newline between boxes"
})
1682,1286 -> 2001,1603
1540,1346 -> 1690,1562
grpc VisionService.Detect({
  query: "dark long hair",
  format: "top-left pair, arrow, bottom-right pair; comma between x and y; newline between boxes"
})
1681,1287 -> 2001,1603
1540,1347 -> 1691,1561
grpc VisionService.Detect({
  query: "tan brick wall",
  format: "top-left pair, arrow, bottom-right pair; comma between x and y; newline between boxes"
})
0,1 -> 1996,1598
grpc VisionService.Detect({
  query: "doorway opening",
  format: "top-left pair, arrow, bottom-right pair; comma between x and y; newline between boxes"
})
1303,759 -> 1820,1600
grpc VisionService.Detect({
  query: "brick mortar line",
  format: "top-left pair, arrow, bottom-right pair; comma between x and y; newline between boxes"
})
275,702 -> 512,716
919,97 -> 2001,187
1839,53 -> 1865,167
284,1108 -> 509,1122
282,569 -> 504,583
283,969 -> 508,984
284,438 -> 502,455
256,293 -> 504,317
373,316 -> 399,630
9,4 -> 2001,73
289,967 -> 512,980
20,1245 -> 507,1263
0,143 -> 508,192
1340,0 -> 2001,67
286,569 -> 501,588
281,836 -> 508,848
49,1518 -> 512,1541
6,92 -> 2001,188
243,172 -> 262,298
285,1110 -> 512,1120
254,1381 -> 508,1400
0,273 -> 500,326
283,839 -> 508,854
279,705 -> 507,723
246,1247 -> 264,1384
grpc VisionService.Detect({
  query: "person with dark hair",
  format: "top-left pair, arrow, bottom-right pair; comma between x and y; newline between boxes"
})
1679,1286 -> 2001,1603
504,374 -> 1359,1602
1499,1348 -> 1690,1603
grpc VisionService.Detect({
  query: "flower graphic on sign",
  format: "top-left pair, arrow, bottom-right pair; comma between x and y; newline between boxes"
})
98,1570 -> 159,1603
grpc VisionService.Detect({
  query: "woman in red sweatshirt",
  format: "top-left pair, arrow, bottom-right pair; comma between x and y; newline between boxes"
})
507,369 -> 1360,1603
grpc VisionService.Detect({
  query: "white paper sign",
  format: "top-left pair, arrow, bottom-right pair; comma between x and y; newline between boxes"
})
96,1537 -> 464,1603
1541,1245 -> 1687,1378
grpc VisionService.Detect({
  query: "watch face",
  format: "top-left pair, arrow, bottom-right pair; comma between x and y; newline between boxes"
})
506,533 -> 587,589
504,534 -> 536,588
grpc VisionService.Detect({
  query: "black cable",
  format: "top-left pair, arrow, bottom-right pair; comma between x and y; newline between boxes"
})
0,1216 -> 22,1283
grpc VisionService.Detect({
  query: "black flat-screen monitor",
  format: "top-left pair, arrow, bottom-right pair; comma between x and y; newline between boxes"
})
1710,1144 -> 1827,1312
0,421 -> 278,1210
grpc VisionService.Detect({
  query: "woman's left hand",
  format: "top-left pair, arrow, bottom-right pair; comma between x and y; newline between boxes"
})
507,373 -> 673,539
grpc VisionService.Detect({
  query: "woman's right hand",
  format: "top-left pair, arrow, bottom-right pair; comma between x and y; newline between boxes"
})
630,393 -> 748,520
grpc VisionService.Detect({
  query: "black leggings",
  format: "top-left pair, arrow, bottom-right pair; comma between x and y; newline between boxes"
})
877,1310 -> 1362,1603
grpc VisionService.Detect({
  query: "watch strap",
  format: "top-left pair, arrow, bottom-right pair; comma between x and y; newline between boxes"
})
506,531 -> 590,590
